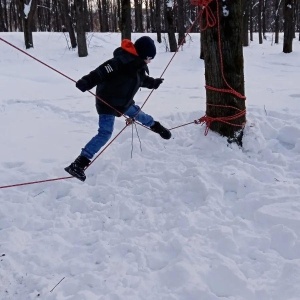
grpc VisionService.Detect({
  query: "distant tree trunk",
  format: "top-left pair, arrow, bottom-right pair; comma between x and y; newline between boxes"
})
177,0 -> 185,45
75,0 -> 88,57
274,0 -> 280,44
0,0 -> 9,31
19,0 -> 38,49
165,0 -> 177,51
148,0 -> 155,32
145,0 -> 150,32
262,0 -> 268,39
120,0 -> 131,40
201,0 -> 246,144
62,0 -> 77,48
98,0 -> 109,31
0,0 -> 6,31
155,0 -> 162,42
283,0 -> 294,53
258,0 -> 263,44
134,0 -> 143,32
242,0 -> 250,46
249,0 -> 253,41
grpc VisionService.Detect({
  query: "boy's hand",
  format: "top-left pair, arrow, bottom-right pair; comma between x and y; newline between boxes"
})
153,78 -> 164,89
76,79 -> 89,92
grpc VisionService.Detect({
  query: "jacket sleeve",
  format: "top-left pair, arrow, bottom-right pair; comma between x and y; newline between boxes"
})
141,75 -> 155,89
80,58 -> 121,89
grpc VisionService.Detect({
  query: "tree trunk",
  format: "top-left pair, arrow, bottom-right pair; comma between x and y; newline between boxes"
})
75,0 -> 88,57
283,0 -> 294,53
165,0 -> 177,52
258,0 -> 263,44
177,0 -> 186,45
62,0 -> 77,48
249,0 -> 253,41
101,0 -> 109,32
120,0 -> 131,40
201,0 -> 246,144
155,0 -> 162,42
242,0 -> 250,46
19,0 -> 38,49
274,0 -> 280,44
0,0 -> 9,31
134,0 -> 143,32
262,0 -> 267,39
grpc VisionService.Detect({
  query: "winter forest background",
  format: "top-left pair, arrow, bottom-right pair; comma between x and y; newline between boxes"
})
0,0 -> 299,50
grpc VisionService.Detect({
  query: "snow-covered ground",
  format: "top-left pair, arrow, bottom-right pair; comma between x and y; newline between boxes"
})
0,32 -> 300,300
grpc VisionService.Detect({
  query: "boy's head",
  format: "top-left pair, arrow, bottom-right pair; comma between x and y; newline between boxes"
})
134,36 -> 156,61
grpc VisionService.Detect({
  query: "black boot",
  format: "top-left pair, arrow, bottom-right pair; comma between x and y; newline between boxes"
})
150,121 -> 172,140
64,155 -> 91,182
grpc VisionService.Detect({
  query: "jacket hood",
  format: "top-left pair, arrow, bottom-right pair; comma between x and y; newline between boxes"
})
121,39 -> 139,56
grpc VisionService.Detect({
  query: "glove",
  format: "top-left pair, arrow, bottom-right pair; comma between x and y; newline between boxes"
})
76,79 -> 89,92
153,78 -> 164,89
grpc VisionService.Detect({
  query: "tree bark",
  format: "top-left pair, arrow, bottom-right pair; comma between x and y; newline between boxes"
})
165,0 -> 177,52
120,0 -> 131,40
19,0 -> 38,49
283,0 -> 294,53
134,0 -> 143,32
274,0 -> 280,44
177,0 -> 186,45
258,0 -> 263,44
75,0 -> 88,57
201,0 -> 246,144
242,0 -> 250,46
62,0 -> 77,48
155,0 -> 162,42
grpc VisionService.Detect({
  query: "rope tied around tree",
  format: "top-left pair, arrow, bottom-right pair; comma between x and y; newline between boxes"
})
191,0 -> 246,135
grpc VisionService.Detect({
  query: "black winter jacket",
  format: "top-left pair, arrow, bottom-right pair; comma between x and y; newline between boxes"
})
79,40 -> 157,116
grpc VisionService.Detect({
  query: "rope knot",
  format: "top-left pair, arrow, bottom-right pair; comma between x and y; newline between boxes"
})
126,118 -> 135,126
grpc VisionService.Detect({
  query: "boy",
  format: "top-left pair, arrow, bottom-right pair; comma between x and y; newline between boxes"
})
65,36 -> 171,182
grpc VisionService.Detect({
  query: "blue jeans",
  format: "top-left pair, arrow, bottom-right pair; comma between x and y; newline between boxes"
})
80,105 -> 155,159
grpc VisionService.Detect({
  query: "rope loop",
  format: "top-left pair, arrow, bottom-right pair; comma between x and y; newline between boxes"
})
190,0 -> 216,31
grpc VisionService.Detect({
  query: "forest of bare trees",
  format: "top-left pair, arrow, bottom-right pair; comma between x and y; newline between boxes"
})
0,0 -> 299,42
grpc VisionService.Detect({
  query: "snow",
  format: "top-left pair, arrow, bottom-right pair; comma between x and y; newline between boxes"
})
0,32 -> 300,299
24,1 -> 32,18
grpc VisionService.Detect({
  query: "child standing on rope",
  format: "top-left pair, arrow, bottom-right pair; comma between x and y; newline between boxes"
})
65,36 -> 171,182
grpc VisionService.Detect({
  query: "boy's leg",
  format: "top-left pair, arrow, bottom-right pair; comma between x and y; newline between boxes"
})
81,114 -> 115,159
65,114 -> 115,181
125,104 -> 171,140
125,104 -> 154,127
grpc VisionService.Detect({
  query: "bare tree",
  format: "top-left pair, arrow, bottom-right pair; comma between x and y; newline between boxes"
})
19,0 -> 38,49
164,0 -> 177,51
176,0 -> 186,45
201,0 -> 246,145
120,0 -> 131,40
242,0 -> 251,46
61,0 -> 77,48
0,0 -> 8,31
75,0 -> 88,57
134,0 -> 143,32
283,0 -> 294,53
98,0 -> 109,31
258,0 -> 263,43
155,0 -> 162,42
